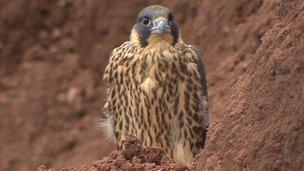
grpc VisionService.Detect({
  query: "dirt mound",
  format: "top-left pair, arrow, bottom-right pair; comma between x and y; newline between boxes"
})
38,136 -> 188,171
0,0 -> 303,170
193,1 -> 304,170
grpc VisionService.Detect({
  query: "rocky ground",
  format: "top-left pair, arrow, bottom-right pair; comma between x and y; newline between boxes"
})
0,0 -> 303,170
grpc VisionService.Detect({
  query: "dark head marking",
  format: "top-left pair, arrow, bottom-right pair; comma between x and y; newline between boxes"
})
132,5 -> 179,47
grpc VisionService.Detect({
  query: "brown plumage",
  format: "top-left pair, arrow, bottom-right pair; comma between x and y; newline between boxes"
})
102,5 -> 209,165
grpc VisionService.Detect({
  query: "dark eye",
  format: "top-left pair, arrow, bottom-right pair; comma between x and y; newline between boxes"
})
142,17 -> 150,25
168,13 -> 174,24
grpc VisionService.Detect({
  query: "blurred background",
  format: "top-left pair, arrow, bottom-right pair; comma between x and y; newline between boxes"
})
1,0 -> 304,170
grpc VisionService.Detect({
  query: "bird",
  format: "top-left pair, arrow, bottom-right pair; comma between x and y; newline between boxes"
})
102,5 -> 209,166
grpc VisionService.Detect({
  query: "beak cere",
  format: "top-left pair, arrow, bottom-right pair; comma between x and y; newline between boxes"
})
151,17 -> 170,35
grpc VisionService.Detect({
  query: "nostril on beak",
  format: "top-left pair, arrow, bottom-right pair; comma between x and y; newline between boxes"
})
156,21 -> 166,33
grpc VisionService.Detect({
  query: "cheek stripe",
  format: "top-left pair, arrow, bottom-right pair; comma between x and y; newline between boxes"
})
136,24 -> 150,47
171,23 -> 179,46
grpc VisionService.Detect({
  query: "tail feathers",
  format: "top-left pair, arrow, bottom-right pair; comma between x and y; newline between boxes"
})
173,141 -> 193,166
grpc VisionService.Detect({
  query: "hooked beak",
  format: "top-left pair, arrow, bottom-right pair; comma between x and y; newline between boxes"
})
150,17 -> 171,35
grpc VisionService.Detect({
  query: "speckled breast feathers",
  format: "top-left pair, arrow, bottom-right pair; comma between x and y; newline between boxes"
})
103,41 -> 208,165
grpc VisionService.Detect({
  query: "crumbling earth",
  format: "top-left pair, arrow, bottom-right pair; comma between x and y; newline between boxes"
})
37,136 -> 188,171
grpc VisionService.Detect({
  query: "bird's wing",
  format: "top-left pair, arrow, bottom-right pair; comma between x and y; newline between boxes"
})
188,45 -> 209,130
100,48 -> 120,141
189,45 -> 208,97
103,50 -> 116,85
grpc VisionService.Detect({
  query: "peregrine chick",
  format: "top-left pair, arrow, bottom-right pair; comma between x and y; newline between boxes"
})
102,5 -> 209,166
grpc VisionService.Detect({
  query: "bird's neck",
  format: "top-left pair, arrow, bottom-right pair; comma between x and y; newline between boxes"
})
143,39 -> 172,53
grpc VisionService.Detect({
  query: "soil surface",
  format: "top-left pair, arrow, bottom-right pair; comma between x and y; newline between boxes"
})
0,0 -> 303,170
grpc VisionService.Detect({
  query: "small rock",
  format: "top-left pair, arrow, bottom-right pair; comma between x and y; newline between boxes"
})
51,28 -> 62,40
67,87 -> 82,104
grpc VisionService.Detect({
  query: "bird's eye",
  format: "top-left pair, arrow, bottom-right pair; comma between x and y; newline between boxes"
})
142,17 -> 150,25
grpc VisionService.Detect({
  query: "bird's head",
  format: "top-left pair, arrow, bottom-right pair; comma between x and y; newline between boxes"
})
130,5 -> 180,50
